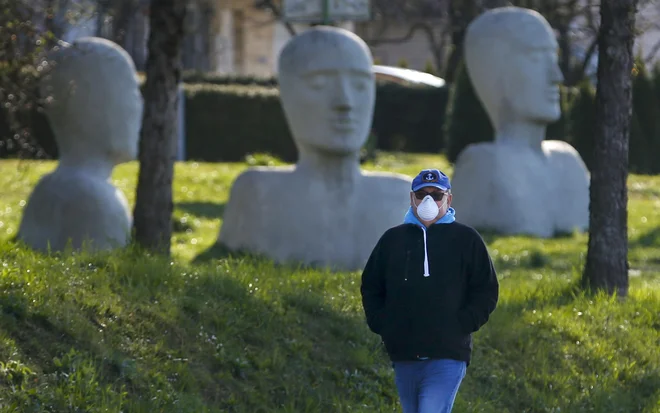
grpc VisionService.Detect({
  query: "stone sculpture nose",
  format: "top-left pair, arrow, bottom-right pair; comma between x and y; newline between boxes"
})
333,78 -> 353,112
334,102 -> 351,113
550,62 -> 564,84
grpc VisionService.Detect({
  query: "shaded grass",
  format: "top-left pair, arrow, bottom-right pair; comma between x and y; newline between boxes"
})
0,154 -> 659,412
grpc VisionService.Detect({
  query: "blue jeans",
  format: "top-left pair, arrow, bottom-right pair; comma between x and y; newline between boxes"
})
393,359 -> 467,413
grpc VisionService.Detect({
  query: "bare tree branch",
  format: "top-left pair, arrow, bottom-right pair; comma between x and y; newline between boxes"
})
255,0 -> 296,37
577,35 -> 599,79
365,0 -> 450,73
363,21 -> 439,46
645,38 -> 660,63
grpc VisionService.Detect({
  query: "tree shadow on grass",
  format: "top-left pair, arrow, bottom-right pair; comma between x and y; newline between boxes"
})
460,282 -> 660,413
0,248 -> 398,411
476,228 -> 579,245
3,238 -> 657,412
176,201 -> 225,220
631,225 -> 660,248
192,242 -> 350,276
170,270 -> 397,411
192,242 -> 262,265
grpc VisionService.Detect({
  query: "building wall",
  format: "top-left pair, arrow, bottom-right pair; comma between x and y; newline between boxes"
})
209,0 -> 279,76
356,21 -> 446,72
209,0 -> 358,76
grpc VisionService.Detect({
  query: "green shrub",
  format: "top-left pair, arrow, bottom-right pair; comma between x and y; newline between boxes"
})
184,84 -> 296,162
567,62 -> 660,175
654,64 -> 660,105
181,70 -> 277,87
443,61 -> 493,163
0,103 -> 57,159
372,82 -> 449,154
568,81 -> 597,171
629,57 -> 657,174
546,85 -> 572,141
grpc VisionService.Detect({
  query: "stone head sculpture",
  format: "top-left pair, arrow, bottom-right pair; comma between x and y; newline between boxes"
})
277,26 -> 375,158
40,37 -> 143,167
464,7 -> 564,132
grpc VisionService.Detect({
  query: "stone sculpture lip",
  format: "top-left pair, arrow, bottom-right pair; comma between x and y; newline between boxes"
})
330,116 -> 357,131
548,87 -> 560,101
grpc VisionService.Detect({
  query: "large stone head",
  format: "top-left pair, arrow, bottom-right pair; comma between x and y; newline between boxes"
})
277,26 -> 375,157
40,37 -> 143,165
464,7 -> 564,131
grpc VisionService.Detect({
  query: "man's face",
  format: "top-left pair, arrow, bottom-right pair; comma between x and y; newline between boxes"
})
279,47 -> 375,156
504,41 -> 564,124
411,187 -> 452,222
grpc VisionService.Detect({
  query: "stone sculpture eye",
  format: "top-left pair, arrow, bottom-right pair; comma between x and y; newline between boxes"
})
353,79 -> 367,90
351,74 -> 372,91
528,52 -> 541,63
306,74 -> 327,89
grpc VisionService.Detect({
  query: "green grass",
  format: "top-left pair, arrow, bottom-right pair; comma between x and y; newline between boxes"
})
0,153 -> 659,412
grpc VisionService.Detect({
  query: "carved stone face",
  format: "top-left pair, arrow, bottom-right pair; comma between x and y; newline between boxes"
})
42,37 -> 143,165
465,7 -> 564,129
278,28 -> 375,156
502,38 -> 564,125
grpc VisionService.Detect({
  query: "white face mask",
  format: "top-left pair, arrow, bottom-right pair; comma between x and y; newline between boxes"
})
416,195 -> 445,221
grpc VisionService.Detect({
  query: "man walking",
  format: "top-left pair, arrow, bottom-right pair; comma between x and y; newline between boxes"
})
360,169 -> 499,413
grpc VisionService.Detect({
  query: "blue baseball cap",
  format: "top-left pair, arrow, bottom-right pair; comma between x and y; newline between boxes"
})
411,169 -> 451,192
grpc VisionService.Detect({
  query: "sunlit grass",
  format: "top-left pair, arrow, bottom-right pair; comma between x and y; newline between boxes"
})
0,154 -> 658,412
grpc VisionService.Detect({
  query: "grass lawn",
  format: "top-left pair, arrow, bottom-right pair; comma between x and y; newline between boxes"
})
0,153 -> 658,412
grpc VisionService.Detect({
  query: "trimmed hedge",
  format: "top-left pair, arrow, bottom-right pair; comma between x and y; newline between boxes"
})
184,84 -> 296,162
181,70 -> 278,87
1,76 -> 449,162
184,81 -> 449,162
181,72 -> 449,159
372,82 -> 449,153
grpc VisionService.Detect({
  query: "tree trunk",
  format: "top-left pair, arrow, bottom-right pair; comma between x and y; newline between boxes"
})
132,0 -> 187,255
582,0 -> 638,296
556,24 -> 573,83
112,1 -> 135,45
444,0 -> 475,83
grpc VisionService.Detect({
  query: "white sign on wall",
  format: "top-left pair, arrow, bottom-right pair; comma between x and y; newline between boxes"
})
282,0 -> 370,23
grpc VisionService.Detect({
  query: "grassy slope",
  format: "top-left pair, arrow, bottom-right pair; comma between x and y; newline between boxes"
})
0,154 -> 658,413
